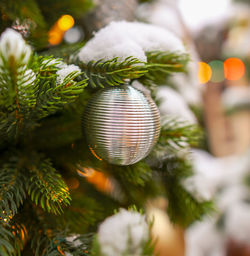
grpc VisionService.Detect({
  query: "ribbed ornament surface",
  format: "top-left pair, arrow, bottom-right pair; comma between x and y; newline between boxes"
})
83,85 -> 161,165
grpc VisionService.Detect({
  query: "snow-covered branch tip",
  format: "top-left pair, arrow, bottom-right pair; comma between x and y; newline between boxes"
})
0,28 -> 31,66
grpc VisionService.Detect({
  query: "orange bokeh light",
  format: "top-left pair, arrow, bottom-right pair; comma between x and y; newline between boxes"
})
77,167 -> 112,193
48,26 -> 63,45
57,15 -> 75,31
224,58 -> 245,81
198,62 -> 212,84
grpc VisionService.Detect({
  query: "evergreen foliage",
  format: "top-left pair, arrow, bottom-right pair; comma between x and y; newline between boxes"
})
0,222 -> 26,255
27,155 -> 71,214
142,51 -> 189,85
152,156 -> 213,227
77,51 -> 189,88
78,57 -> 146,88
0,2 -> 213,255
0,157 -> 26,222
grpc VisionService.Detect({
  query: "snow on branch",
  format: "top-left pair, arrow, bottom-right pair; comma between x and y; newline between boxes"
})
0,28 -> 31,66
78,21 -> 186,63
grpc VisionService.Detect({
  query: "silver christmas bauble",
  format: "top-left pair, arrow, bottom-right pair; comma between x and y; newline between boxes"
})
83,85 -> 161,165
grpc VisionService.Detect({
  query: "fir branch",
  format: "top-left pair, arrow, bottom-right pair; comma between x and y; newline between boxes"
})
149,118 -> 202,162
0,224 -> 15,256
146,51 -> 189,72
0,64 -> 37,140
111,161 -> 152,187
33,71 -> 87,119
141,51 -> 189,85
0,53 -> 87,126
41,42 -> 86,62
0,42 -> 36,138
159,117 -> 202,148
31,56 -> 88,120
47,233 -> 93,256
0,53 -> 35,115
167,182 -> 214,227
106,162 -> 153,206
16,69 -> 37,113
90,235 -> 101,256
0,157 -> 26,223
153,156 -> 213,227
78,51 -> 188,88
78,57 -> 147,88
0,113 -> 19,143
27,157 -> 71,215
142,237 -> 155,256
30,229 -> 93,256
0,222 -> 26,256
54,193 -> 103,234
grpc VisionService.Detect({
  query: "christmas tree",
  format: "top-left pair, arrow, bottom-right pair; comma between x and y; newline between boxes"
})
0,0 -> 212,255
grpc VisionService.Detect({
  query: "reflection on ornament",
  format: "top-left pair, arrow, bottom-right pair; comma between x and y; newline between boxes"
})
83,85 -> 161,165
89,145 -> 103,161
77,167 -> 112,193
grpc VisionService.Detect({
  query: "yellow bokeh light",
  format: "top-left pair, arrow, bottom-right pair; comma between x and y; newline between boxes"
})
198,62 -> 212,84
57,15 -> 75,31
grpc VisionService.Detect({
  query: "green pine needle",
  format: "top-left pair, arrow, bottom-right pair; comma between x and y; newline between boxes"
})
31,230 -> 92,256
78,57 -> 147,88
78,51 -> 189,89
153,156 -> 214,227
0,157 -> 26,222
0,222 -> 26,256
78,56 -> 147,88
26,156 -> 71,215
142,51 -> 189,85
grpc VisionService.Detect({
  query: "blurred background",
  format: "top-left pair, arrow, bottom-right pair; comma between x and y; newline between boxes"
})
175,0 -> 250,255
